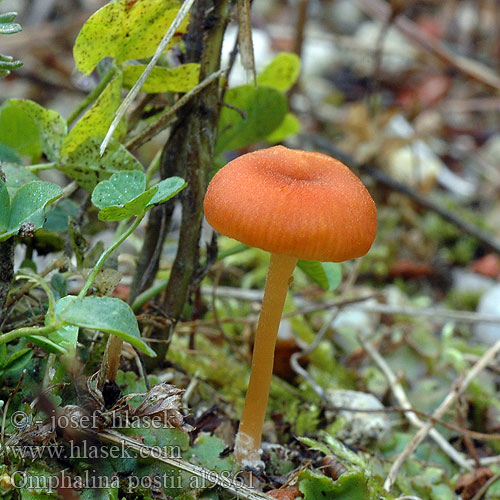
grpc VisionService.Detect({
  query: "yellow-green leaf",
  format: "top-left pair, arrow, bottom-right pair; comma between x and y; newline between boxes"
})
61,74 -> 124,157
74,0 -> 188,75
0,99 -> 66,162
122,63 -> 200,93
266,112 -> 300,143
58,137 -> 143,193
257,52 -> 301,92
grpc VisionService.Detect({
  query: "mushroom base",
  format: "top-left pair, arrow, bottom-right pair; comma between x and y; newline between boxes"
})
233,432 -> 264,469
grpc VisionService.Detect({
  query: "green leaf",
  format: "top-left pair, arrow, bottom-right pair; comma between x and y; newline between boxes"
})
43,200 -> 79,232
58,136 -> 142,193
31,295 -> 79,354
92,170 -> 146,209
0,181 -> 62,241
266,112 -> 300,143
59,296 -> 156,357
297,434 -> 366,468
1,163 -> 38,194
184,434 -> 233,474
73,0 -> 188,74
50,273 -> 68,300
31,296 -> 79,355
0,55 -> 22,75
26,335 -> 67,355
92,171 -> 186,221
92,170 -> 154,221
4,348 -> 33,375
0,12 -> 20,24
0,100 -> 67,161
0,143 -> 22,164
123,63 -> 200,93
299,469 -> 369,500
61,75 -> 124,157
146,176 -> 186,207
0,11 -> 21,35
216,85 -> 287,154
0,180 -> 10,233
257,52 -> 301,92
297,260 -> 342,291
97,192 -> 154,221
0,343 -> 6,367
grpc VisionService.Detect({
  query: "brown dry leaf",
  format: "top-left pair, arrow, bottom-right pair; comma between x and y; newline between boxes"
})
322,456 -> 348,481
132,383 -> 186,429
93,268 -> 123,296
7,420 -> 56,448
267,486 -> 302,500
455,468 -> 493,500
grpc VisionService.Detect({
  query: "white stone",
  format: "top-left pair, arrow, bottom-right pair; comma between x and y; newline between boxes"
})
473,284 -> 500,344
325,389 -> 391,446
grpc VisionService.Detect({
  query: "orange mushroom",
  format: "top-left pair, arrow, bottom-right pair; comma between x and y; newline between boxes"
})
203,146 -> 377,465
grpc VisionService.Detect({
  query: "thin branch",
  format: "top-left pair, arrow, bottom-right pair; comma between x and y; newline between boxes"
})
100,0 -> 196,155
383,339 -> 500,491
470,472 -> 500,500
125,69 -> 225,152
5,257 -> 67,309
359,335 -> 471,472
99,430 -> 273,499
290,259 -> 364,398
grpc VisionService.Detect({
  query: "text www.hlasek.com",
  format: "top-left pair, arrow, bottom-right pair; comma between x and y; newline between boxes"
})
9,441 -> 181,460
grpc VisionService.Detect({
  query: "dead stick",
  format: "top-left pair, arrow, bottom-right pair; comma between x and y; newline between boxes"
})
383,339 -> 500,491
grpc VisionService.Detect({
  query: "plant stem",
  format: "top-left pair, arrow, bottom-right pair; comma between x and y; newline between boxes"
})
234,253 -> 298,465
156,0 -> 232,363
78,214 -> 144,298
28,162 -> 56,172
0,166 -> 13,324
0,323 -> 58,346
128,203 -> 177,305
0,238 -> 14,324
66,64 -> 118,126
88,213 -> 144,388
132,278 -> 169,312
129,0 -> 233,350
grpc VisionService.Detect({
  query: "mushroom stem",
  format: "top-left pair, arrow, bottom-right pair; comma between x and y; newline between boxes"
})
234,253 -> 298,465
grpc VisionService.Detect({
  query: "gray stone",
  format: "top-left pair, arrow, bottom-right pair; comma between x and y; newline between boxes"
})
325,389 -> 391,447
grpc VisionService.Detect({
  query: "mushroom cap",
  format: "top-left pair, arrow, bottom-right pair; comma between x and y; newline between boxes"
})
204,146 -> 377,262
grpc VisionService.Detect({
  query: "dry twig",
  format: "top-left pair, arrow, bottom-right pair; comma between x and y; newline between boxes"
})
383,339 -> 500,491
125,69 -> 225,152
359,335 -> 471,472
99,430 -> 272,499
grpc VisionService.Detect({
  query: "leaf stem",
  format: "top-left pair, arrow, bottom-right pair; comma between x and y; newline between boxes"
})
78,213 -> 145,298
132,278 -> 169,312
28,162 -> 56,172
66,64 -> 118,127
0,323 -> 58,346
